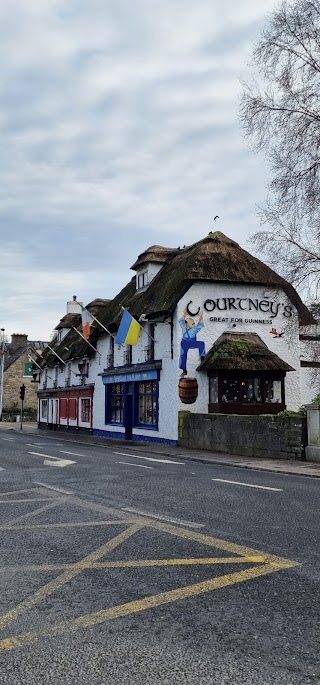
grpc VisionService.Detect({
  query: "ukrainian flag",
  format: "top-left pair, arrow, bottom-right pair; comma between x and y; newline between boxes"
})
115,309 -> 141,346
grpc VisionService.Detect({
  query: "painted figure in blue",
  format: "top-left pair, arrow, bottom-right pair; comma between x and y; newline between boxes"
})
179,308 -> 206,376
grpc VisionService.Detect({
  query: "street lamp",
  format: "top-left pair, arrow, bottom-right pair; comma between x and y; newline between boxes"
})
0,328 -> 5,421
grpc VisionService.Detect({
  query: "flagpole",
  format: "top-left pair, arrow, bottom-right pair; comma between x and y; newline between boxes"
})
120,306 -> 156,343
47,346 -> 77,376
29,356 -> 53,380
75,301 -> 117,341
72,328 -> 101,356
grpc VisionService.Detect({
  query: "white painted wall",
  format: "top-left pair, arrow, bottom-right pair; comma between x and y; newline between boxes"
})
39,280 -> 310,442
93,323 -> 179,442
299,327 -> 320,404
174,282 -> 302,414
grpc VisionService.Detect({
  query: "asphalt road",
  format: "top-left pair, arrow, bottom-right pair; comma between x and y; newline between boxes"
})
0,429 -> 319,684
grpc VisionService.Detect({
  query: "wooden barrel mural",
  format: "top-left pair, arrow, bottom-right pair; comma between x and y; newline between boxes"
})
178,377 -> 198,404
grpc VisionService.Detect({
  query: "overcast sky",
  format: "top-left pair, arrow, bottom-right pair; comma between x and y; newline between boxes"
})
1,0 -> 280,341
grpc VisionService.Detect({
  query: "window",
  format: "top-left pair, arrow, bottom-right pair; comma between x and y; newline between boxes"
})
241,378 -> 262,403
107,383 -> 124,424
137,271 -> 148,289
209,376 -> 218,404
264,379 -> 282,403
145,323 -> 155,361
107,337 -> 115,368
137,381 -> 157,426
41,400 -> 48,420
123,346 -> 132,365
222,379 -> 241,403
81,398 -> 91,423
208,372 -> 285,414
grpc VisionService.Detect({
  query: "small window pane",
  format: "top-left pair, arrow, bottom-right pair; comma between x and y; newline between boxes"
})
41,400 -> 48,420
81,398 -> 91,422
222,379 -> 240,402
138,271 -> 148,288
209,377 -> 218,403
136,380 -> 157,426
265,380 -> 282,403
108,383 -> 123,423
241,378 -> 262,403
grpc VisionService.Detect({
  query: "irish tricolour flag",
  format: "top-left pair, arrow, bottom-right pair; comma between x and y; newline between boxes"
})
81,306 -> 93,341
115,309 -> 141,346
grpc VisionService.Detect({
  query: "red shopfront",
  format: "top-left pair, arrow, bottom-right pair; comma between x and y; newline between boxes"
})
38,386 -> 94,432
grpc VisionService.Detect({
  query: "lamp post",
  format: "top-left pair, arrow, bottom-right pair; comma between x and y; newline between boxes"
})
0,328 -> 5,421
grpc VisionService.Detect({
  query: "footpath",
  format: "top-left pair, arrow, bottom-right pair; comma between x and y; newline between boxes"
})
1,421 -> 320,479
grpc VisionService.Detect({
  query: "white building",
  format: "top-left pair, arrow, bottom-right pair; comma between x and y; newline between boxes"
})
37,232 -> 317,445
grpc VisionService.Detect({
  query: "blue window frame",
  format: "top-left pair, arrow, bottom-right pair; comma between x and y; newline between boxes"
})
135,380 -> 158,428
106,383 -> 124,424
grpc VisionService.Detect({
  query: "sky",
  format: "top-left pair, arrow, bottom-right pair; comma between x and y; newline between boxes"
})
0,0 -> 281,341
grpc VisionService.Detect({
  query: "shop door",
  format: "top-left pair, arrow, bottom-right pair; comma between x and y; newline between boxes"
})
52,399 -> 58,428
124,383 -> 133,440
49,399 -> 58,429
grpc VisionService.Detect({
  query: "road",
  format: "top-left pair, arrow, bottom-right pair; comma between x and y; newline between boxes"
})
0,429 -> 319,684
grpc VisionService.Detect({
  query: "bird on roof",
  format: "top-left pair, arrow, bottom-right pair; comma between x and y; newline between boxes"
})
214,215 -> 219,221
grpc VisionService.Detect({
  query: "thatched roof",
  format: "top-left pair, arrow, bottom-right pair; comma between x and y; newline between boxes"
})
55,313 -> 81,330
95,231 -> 314,327
39,231 -> 314,368
130,245 -> 179,270
197,332 -> 295,372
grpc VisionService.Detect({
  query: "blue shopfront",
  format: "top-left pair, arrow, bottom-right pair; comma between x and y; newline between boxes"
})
97,362 -> 162,442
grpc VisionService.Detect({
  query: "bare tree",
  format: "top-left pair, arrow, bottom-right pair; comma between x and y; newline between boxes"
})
240,0 -> 320,298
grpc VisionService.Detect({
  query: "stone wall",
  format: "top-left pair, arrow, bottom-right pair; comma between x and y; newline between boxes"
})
3,353 -> 38,410
178,411 -> 307,460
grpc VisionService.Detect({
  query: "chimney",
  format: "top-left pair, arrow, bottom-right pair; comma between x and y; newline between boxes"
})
11,334 -> 28,351
67,295 -> 83,314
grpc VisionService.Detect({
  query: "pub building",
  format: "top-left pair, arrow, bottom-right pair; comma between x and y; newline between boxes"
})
37,232 -> 316,445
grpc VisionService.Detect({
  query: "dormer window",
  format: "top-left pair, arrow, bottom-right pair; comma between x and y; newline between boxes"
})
137,271 -> 148,290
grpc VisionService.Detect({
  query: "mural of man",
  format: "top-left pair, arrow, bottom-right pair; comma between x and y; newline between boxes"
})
179,308 -> 206,376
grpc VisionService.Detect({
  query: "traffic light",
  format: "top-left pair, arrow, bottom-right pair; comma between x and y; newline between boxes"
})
19,384 -> 25,401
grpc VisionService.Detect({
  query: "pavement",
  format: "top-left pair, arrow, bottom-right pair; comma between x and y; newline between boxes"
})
0,426 -> 319,683
1,420 -> 320,479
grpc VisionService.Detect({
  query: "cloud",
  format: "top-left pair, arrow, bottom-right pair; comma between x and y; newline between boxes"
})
0,0 -> 279,337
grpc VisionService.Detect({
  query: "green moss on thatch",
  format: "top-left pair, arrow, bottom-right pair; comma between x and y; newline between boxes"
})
198,333 -> 294,372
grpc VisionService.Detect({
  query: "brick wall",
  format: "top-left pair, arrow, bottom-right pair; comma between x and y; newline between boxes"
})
3,353 -> 38,409
178,411 -> 307,460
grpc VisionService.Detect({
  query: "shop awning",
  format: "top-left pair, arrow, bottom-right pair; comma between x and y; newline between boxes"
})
197,333 -> 295,372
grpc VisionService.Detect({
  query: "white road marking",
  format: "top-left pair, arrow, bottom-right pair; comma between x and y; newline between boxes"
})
117,461 -> 153,470
1,438 -> 14,441
122,507 -> 204,529
28,452 -> 76,468
211,478 -> 283,492
33,482 -> 73,495
26,443 -> 46,447
0,468 -> 4,471
43,459 -> 76,468
60,450 -> 85,457
28,452 -> 61,459
113,451 -> 184,465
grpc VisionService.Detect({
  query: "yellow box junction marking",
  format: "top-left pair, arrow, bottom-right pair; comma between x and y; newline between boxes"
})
0,488 -> 299,651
